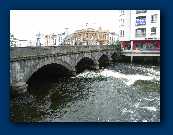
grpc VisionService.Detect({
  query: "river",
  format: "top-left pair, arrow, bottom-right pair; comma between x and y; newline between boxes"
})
11,63 -> 160,122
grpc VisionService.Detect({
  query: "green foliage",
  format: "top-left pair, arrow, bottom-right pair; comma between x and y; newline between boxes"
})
113,40 -> 121,51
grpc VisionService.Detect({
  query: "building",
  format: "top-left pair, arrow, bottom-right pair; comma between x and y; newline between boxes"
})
108,32 -> 119,45
56,32 -> 67,45
119,10 -> 160,50
44,32 -> 68,46
10,34 -> 30,47
17,40 -> 28,47
44,33 -> 57,46
63,34 -> 74,45
64,27 -> 109,45
10,34 -> 18,47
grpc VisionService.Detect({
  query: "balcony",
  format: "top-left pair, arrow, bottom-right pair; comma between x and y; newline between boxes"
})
136,10 -> 147,14
135,33 -> 146,37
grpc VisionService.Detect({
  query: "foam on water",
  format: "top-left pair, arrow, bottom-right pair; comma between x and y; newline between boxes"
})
100,69 -> 156,86
133,102 -> 157,111
143,97 -> 158,101
139,106 -> 157,112
121,108 -> 134,114
76,70 -> 100,78
76,67 -> 159,86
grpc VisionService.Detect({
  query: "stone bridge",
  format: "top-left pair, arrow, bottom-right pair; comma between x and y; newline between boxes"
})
10,45 -> 120,93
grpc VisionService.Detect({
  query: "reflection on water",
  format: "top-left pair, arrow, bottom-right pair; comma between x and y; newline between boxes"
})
11,63 -> 160,122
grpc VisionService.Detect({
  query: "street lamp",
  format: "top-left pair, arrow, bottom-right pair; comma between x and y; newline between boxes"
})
36,32 -> 41,47
65,28 -> 69,36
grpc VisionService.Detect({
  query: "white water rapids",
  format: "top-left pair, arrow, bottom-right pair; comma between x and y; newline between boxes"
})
77,65 -> 160,86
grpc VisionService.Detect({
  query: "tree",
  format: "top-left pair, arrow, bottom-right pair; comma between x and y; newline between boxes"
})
10,33 -> 16,47
113,40 -> 121,51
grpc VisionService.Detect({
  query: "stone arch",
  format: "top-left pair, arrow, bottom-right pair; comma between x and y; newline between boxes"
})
111,51 -> 120,62
24,57 -> 74,83
75,55 -> 98,73
98,54 -> 110,68
95,52 -> 111,61
75,53 -> 98,66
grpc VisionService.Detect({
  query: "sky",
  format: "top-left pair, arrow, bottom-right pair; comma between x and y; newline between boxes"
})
10,10 -> 120,40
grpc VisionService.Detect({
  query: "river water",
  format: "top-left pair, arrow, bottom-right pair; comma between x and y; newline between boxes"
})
11,63 -> 160,122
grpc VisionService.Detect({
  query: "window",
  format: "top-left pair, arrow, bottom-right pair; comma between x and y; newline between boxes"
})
135,28 -> 146,37
120,30 -> 124,37
120,30 -> 122,37
120,18 -> 125,26
136,10 -> 147,14
136,16 -> 146,26
151,14 -> 157,23
121,10 -> 125,15
151,27 -> 156,35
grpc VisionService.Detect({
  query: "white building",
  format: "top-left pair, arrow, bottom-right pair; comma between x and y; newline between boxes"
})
17,40 -> 29,47
108,32 -> 119,45
10,34 -> 18,47
44,33 -> 56,46
56,32 -> 67,45
10,34 -> 30,47
43,32 -> 67,46
119,10 -> 160,50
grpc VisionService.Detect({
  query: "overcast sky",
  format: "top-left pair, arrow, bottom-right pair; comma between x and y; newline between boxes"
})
10,10 -> 120,40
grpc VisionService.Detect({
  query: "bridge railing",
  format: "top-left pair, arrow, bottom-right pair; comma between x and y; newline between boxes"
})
10,45 -> 116,60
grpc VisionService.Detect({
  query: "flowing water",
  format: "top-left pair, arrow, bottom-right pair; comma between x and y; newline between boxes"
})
11,63 -> 160,122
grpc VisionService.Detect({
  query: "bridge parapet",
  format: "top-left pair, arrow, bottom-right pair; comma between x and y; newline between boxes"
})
11,45 -> 116,60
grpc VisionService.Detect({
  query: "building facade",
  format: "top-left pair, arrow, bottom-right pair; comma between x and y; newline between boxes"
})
44,32 -> 68,46
10,34 -> 18,47
44,33 -> 57,46
10,34 -> 30,47
56,32 -> 67,45
63,27 -> 110,45
119,10 -> 160,51
108,32 -> 119,45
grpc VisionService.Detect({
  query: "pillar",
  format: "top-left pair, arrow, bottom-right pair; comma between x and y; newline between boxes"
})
130,40 -> 133,64
157,56 -> 160,65
11,82 -> 28,95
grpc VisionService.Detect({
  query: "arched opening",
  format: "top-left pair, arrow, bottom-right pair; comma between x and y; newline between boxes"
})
111,53 -> 117,62
27,63 -> 73,96
75,57 -> 96,74
111,52 -> 121,62
98,54 -> 110,68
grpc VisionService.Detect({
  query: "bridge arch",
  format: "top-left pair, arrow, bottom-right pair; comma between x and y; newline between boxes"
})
111,52 -> 121,62
24,58 -> 75,84
98,54 -> 110,68
75,57 -> 98,73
